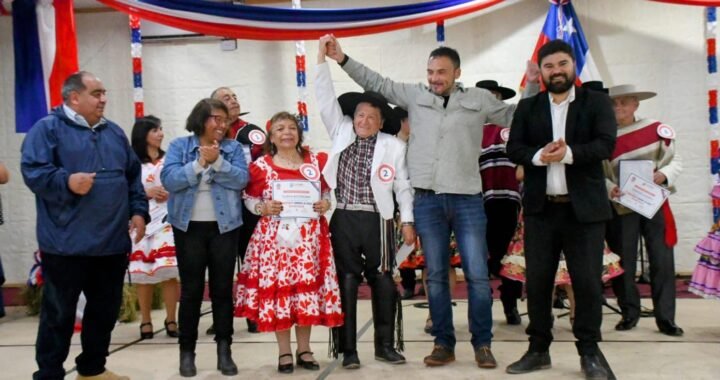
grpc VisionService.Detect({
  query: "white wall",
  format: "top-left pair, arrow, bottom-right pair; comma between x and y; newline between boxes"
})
0,0 -> 710,283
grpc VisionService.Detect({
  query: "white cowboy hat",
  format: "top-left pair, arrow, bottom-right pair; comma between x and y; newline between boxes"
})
608,84 -> 656,101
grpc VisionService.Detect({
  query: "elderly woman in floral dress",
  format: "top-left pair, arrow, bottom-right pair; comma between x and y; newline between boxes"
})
234,111 -> 343,374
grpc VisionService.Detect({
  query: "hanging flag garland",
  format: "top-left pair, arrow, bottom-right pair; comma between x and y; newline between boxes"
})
96,0 -> 505,40
129,15 -> 144,119
436,20 -> 445,45
293,0 -> 309,131
706,7 -> 720,221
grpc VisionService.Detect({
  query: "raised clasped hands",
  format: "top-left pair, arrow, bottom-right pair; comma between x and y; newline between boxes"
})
198,140 -> 220,168
318,34 -> 344,63
539,138 -> 567,164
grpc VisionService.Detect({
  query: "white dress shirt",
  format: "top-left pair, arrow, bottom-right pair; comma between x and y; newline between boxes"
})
531,86 -> 575,195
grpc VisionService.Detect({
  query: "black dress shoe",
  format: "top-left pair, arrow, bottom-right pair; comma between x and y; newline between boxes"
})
246,319 -> 259,333
179,351 -> 196,377
278,353 -> 294,373
342,351 -> 361,369
615,317 -> 639,331
657,320 -> 684,336
505,307 -> 522,325
296,351 -> 320,370
506,351 -> 551,374
375,346 -> 406,364
580,355 -> 608,380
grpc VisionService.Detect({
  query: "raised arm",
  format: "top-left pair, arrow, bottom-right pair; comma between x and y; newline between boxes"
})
316,35 -> 350,139
324,35 -> 417,108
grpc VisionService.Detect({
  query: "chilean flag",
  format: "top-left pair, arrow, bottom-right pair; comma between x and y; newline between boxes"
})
12,0 -> 78,133
521,0 -> 601,89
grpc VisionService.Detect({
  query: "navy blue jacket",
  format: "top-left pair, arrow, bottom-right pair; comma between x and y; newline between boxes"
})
21,107 -> 149,256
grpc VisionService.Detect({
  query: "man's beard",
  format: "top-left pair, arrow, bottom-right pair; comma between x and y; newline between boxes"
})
544,73 -> 575,94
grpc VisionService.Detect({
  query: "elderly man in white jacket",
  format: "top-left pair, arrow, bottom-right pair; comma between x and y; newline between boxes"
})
604,84 -> 684,337
316,35 -> 415,370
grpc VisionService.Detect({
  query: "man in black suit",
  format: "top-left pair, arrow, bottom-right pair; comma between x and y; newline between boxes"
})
505,40 -> 617,380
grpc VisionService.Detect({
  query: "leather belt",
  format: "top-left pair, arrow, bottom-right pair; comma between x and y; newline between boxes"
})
335,202 -> 378,212
546,194 -> 571,203
414,187 -> 436,195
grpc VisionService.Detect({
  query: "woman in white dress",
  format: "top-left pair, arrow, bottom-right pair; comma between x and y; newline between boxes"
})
129,116 -> 179,339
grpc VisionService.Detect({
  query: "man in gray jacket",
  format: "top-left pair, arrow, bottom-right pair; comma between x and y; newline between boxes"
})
323,35 -> 538,369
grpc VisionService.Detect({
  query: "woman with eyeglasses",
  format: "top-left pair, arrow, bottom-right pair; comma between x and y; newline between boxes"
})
234,112 -> 343,374
161,98 -> 249,377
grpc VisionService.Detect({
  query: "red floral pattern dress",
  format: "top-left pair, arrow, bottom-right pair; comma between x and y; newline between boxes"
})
234,152 -> 343,332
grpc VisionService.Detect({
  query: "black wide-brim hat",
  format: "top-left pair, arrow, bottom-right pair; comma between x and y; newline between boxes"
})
581,81 -> 608,94
338,91 -> 400,136
475,80 -> 516,100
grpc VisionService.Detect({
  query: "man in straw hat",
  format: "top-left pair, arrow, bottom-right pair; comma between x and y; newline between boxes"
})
505,40 -> 616,379
475,80 -> 523,326
320,33 -> 541,370
605,84 -> 684,337
316,35 -> 415,369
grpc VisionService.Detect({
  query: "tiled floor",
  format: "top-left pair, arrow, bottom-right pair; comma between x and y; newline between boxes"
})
1,297 -> 718,379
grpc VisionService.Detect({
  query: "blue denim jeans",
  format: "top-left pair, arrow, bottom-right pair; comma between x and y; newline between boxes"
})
414,191 -> 492,349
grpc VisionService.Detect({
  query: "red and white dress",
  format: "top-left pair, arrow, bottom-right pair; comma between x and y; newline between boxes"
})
128,158 -> 178,284
234,152 -> 343,332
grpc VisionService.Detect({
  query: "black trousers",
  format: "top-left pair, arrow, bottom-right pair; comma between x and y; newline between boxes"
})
524,203 -> 604,356
330,209 -> 387,283
34,253 -> 128,380
484,199 -> 523,310
173,222 -> 239,352
607,210 -> 676,323
399,267 -> 417,292
330,209 -> 398,351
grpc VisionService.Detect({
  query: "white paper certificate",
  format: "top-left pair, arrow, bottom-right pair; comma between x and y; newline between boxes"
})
272,180 -> 321,219
619,173 -> 670,219
619,160 -> 653,188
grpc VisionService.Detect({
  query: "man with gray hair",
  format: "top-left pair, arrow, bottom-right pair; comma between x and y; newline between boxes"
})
22,71 -> 149,380
605,84 -> 683,337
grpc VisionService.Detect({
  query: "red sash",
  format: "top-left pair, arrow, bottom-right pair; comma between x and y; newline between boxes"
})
611,121 -> 662,161
612,121 -> 677,247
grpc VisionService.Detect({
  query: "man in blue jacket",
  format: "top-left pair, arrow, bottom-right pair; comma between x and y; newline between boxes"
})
22,71 -> 149,380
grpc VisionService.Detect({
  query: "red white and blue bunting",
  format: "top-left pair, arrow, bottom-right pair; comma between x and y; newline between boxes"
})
706,7 -> 720,221
94,0 -> 504,40
292,0 -> 309,131
129,14 -> 144,119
